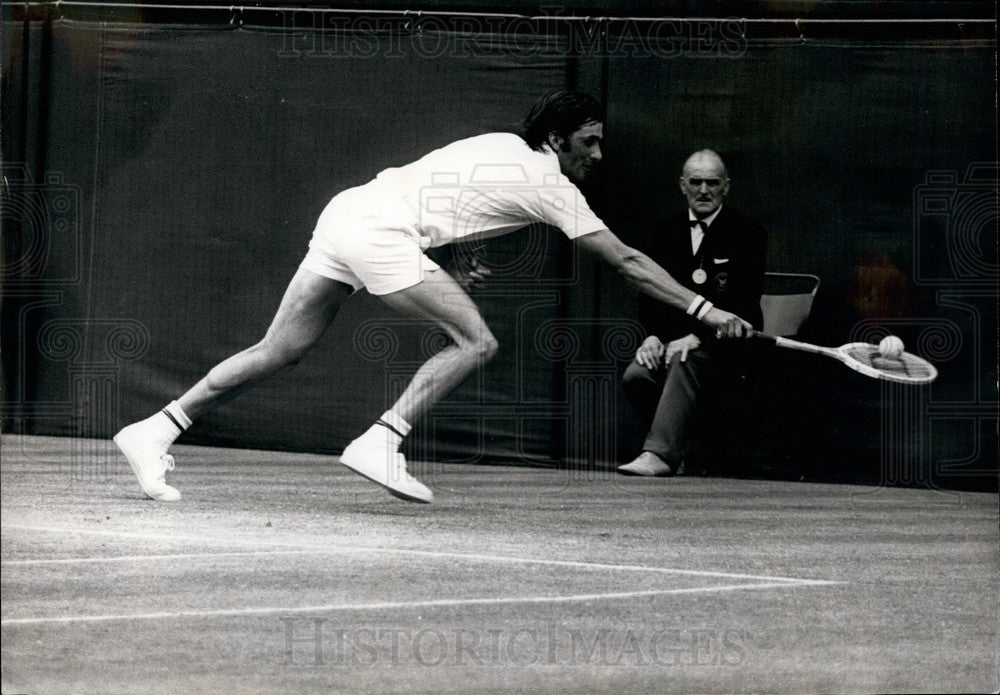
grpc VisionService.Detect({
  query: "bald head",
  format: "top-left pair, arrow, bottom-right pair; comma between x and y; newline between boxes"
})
682,150 -> 728,179
680,150 -> 730,218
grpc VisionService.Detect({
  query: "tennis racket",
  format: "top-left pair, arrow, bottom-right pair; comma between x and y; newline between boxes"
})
752,332 -> 938,384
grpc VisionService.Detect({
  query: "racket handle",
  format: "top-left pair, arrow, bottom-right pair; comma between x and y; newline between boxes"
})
750,330 -> 837,356
750,330 -> 778,345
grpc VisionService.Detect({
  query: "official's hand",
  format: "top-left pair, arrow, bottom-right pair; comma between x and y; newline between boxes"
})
452,258 -> 492,291
635,336 -> 665,370
665,333 -> 701,362
703,307 -> 752,339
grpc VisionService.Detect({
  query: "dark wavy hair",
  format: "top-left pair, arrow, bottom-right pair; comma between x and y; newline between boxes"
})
522,90 -> 605,151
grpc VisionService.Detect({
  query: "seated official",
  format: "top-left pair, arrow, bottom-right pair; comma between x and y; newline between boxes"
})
619,149 -> 766,476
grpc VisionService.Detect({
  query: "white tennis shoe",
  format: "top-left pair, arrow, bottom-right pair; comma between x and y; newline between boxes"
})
114,423 -> 182,501
339,437 -> 433,503
616,451 -> 675,477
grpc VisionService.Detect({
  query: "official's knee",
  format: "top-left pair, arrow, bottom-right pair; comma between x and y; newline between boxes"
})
623,360 -> 656,389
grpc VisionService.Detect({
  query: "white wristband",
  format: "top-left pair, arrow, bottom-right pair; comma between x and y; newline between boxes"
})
696,300 -> 714,321
686,295 -> 706,316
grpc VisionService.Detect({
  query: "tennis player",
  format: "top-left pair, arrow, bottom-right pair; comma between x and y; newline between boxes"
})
115,91 -> 752,504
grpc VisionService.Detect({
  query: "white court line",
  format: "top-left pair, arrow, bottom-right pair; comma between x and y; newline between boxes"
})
1,581 -> 832,626
3,549 -> 340,566
2,523 -> 833,585
2,524 -> 842,627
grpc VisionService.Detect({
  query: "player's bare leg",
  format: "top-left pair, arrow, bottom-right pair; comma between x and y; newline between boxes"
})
178,269 -> 351,418
378,269 -> 498,423
115,268 -> 351,500
339,268 -> 498,503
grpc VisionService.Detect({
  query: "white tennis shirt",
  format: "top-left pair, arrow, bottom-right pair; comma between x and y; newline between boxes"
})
372,132 -> 608,247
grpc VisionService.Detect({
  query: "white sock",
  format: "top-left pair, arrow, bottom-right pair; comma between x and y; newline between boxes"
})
359,411 -> 412,451
379,410 -> 411,437
164,400 -> 192,429
142,401 -> 191,450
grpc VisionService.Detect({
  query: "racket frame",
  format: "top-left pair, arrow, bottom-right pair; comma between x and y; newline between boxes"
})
756,333 -> 938,384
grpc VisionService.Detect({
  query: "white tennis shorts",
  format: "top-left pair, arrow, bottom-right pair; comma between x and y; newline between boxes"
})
300,181 -> 440,296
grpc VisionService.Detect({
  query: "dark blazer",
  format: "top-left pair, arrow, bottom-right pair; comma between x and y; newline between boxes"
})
638,207 -> 766,343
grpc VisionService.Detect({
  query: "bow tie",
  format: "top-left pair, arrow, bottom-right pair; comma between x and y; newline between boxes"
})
690,219 -> 707,230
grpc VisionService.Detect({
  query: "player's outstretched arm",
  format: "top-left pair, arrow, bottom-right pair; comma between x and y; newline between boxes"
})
573,229 -> 752,338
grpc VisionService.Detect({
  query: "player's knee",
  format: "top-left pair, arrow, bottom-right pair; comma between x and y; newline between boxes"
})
468,331 -> 499,363
260,336 -> 312,369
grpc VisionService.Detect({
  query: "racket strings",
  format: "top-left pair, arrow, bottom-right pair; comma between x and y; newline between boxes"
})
844,345 -> 936,381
